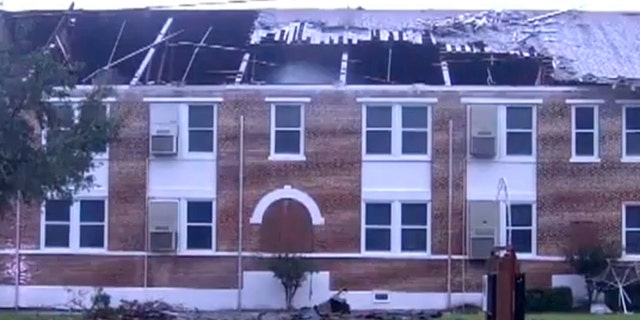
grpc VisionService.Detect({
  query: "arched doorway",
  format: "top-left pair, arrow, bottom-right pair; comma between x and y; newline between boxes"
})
260,198 -> 314,253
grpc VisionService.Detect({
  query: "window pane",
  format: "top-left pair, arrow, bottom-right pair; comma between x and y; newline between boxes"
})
574,107 -> 595,130
510,229 -> 532,253
402,106 -> 428,129
188,130 -> 214,152
626,107 -> 640,130
44,225 -> 70,247
365,203 -> 391,225
626,132 -> 640,156
401,131 -> 428,155
626,231 -> 640,254
506,107 -> 532,130
575,132 -> 595,156
274,130 -> 301,154
506,132 -> 532,155
56,105 -> 75,128
80,200 -> 105,222
401,229 -> 427,252
45,200 -> 71,222
366,106 -> 392,128
188,105 -> 214,128
401,203 -> 428,226
80,225 -> 104,248
365,228 -> 391,251
510,204 -> 532,227
187,226 -> 213,249
274,105 -> 301,128
366,130 -> 391,154
187,201 -> 213,223
625,205 -> 640,228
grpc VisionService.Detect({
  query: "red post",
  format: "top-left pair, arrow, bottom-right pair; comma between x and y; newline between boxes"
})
495,247 -> 519,320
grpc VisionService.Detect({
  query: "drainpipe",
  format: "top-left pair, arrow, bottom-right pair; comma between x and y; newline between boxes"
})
14,191 -> 22,310
446,120 -> 453,309
236,115 -> 245,310
144,157 -> 150,291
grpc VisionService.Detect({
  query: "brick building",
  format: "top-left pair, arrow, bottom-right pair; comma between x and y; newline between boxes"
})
0,8 -> 639,310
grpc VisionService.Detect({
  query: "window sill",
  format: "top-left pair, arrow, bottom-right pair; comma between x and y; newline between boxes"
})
268,154 -> 306,162
360,251 -> 431,258
363,155 -> 431,162
37,248 -> 108,254
621,157 -> 640,163
569,157 -> 601,163
177,250 -> 219,256
498,156 -> 536,163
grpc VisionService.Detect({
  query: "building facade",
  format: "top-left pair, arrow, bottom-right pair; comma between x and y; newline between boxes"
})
0,84 -> 639,310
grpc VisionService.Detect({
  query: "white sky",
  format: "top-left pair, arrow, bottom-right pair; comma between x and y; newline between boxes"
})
2,0 -> 640,12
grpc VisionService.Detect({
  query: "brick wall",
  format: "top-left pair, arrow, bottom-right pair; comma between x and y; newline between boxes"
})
2,86 -> 638,292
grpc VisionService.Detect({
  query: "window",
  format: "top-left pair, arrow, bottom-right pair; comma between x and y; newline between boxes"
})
364,104 -> 430,157
363,201 -> 430,253
572,106 -> 598,158
43,103 -> 109,155
185,201 -> 215,250
624,204 -> 640,255
505,106 -> 534,156
43,199 -> 107,250
624,106 -> 640,158
270,104 -> 304,157
506,204 -> 534,254
188,105 -> 215,152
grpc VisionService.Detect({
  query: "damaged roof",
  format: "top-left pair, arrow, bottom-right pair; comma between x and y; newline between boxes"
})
253,9 -> 640,85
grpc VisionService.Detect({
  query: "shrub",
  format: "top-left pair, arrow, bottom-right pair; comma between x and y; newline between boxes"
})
564,240 -> 620,309
266,252 -> 318,310
525,287 -> 573,312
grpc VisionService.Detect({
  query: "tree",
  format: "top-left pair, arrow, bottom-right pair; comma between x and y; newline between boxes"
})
266,253 -> 318,310
565,240 -> 621,309
0,24 -> 121,212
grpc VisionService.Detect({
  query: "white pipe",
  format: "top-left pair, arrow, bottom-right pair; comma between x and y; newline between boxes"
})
143,157 -> 149,290
236,115 -> 245,310
130,18 -> 174,85
446,119 -> 453,309
497,178 -> 512,247
14,191 -> 21,310
461,155 -> 468,294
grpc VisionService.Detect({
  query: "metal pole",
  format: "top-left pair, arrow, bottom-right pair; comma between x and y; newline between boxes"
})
446,119 -> 453,309
14,191 -> 22,310
236,115 -> 245,310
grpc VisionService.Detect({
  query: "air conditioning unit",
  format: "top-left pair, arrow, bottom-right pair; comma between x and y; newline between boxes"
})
467,200 -> 500,260
150,124 -> 178,155
469,106 -> 498,159
148,200 -> 179,252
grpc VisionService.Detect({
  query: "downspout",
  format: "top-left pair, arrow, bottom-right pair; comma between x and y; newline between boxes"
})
446,120 -> 453,309
461,156 -> 468,295
236,115 -> 245,310
14,191 -> 22,310
144,157 -> 150,290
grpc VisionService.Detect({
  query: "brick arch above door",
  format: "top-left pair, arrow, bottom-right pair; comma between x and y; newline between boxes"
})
249,185 -> 325,225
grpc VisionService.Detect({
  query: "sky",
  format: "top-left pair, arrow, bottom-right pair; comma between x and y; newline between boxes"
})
2,0 -> 640,12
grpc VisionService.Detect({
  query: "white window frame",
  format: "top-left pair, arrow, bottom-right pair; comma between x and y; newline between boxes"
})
622,105 -> 640,162
180,198 -> 217,253
269,103 -> 306,161
361,102 -> 432,161
41,103 -> 110,160
622,202 -> 640,257
570,105 -> 600,162
361,200 -> 431,256
40,197 -> 109,252
502,105 -> 536,160
500,202 -> 536,257
184,104 -> 218,159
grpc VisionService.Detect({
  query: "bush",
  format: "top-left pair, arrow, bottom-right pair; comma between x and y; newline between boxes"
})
604,284 -> 640,312
525,287 -> 573,312
266,252 -> 318,310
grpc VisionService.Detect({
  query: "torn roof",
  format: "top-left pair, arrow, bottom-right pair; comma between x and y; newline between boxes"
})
252,9 -> 640,85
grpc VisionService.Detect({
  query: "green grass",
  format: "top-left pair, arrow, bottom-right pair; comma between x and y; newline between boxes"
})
445,313 -> 640,320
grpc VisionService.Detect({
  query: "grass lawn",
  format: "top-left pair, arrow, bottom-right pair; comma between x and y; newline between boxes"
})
445,313 -> 640,320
